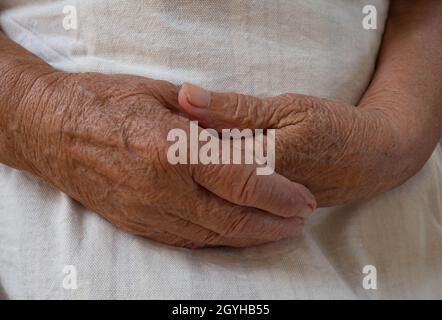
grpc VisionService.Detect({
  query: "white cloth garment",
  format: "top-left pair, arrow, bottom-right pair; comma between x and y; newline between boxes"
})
1,0 -> 441,299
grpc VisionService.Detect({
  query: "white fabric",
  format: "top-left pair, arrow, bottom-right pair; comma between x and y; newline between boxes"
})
1,0 -> 441,299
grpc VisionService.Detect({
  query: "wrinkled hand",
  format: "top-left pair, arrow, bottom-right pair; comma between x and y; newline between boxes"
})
12,71 -> 316,248
178,84 -> 416,207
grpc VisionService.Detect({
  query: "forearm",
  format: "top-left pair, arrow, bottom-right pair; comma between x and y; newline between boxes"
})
360,0 -> 442,163
0,31 -> 58,172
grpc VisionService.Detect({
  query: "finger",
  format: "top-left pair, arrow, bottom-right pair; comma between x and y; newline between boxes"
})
161,219 -> 272,248
178,83 -> 308,130
142,229 -> 208,248
180,186 -> 306,242
163,113 -> 316,218
117,210 -> 271,248
126,220 -> 268,248
193,159 -> 315,218
162,110 -> 316,229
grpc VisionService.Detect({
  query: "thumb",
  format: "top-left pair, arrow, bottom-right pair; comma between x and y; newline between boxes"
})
178,83 -> 282,130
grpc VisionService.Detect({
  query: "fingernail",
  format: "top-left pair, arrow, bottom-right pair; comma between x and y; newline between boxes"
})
182,83 -> 211,108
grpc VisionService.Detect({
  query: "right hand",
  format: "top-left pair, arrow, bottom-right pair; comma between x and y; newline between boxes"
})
10,69 -> 316,248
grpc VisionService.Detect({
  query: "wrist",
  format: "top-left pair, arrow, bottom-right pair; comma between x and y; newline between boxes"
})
358,96 -> 436,189
0,59 -> 61,173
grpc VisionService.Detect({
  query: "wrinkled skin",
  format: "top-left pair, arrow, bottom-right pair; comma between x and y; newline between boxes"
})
3,68 -> 316,248
1,0 -> 441,249
178,84 -> 426,207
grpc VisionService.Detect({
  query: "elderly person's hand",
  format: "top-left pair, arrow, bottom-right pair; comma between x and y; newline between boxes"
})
0,33 -> 316,248
177,85 -> 407,206
177,1 -> 442,207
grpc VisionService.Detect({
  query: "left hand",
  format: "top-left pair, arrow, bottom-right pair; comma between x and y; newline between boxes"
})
177,83 -> 420,207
